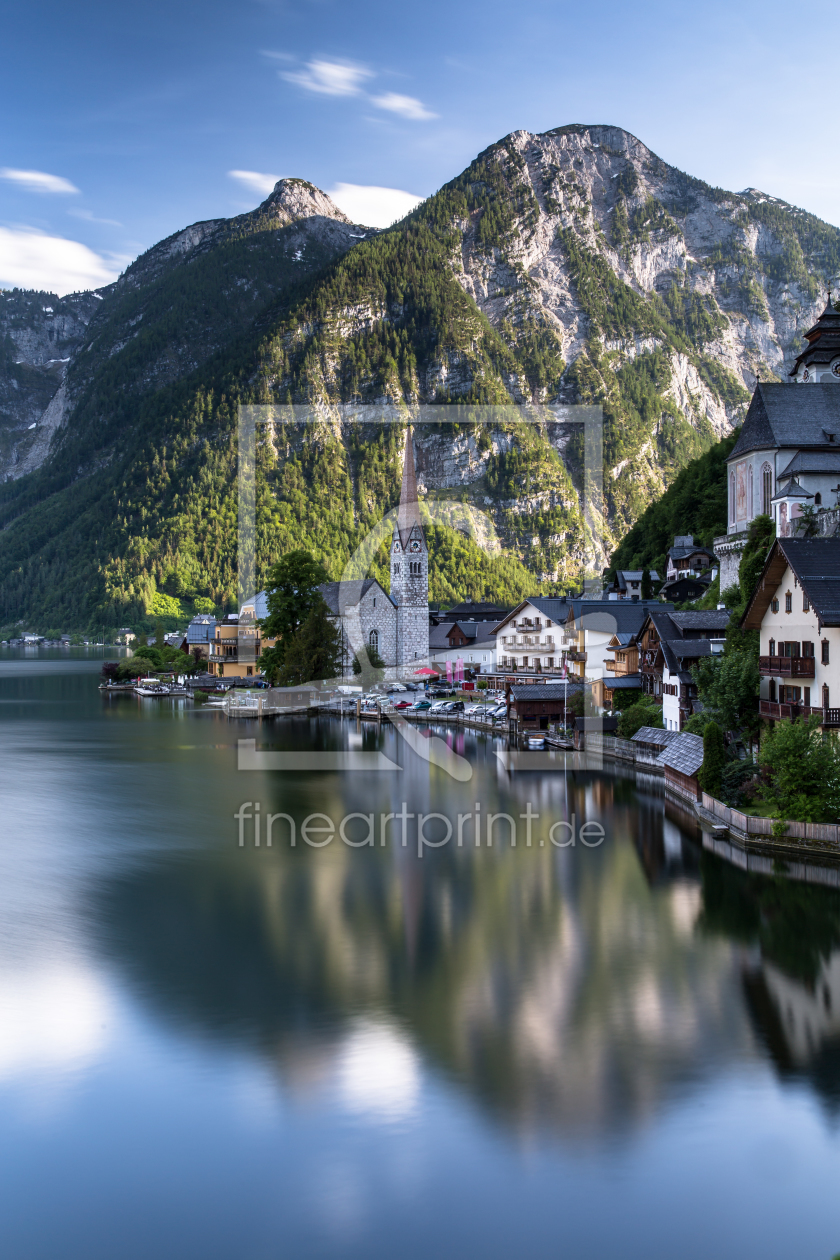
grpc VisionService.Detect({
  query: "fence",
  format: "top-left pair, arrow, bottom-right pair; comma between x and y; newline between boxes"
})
701,793 -> 840,847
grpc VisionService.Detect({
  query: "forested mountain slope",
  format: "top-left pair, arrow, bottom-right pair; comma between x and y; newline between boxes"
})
1,125 -> 839,629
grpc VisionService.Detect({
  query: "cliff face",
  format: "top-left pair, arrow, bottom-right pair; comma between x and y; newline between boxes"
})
1,130 -> 839,628
0,180 -> 367,483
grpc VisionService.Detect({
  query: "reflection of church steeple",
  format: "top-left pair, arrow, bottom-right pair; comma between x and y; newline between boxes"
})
790,294 -> 840,382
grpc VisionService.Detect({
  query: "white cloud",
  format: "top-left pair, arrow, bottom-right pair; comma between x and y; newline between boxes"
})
283,59 -> 372,97
328,182 -> 424,228
68,207 -> 123,227
370,92 -> 438,121
0,168 -> 79,195
0,227 -> 124,295
228,169 -> 282,197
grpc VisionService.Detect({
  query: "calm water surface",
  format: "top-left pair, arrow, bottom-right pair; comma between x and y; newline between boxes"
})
1,650 -> 839,1259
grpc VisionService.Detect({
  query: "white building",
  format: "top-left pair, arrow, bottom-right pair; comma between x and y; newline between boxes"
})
742,536 -> 840,726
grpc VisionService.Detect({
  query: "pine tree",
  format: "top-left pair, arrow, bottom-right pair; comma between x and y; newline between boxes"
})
277,599 -> 343,686
699,721 -> 726,798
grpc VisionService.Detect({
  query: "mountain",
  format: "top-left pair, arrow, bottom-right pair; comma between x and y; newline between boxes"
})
1,126 -> 839,630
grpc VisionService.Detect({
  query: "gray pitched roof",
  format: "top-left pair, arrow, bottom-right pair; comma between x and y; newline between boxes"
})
772,478 -> 813,500
729,382 -> 840,459
668,544 -> 715,561
656,731 -> 704,776
603,673 -> 644,689
779,539 -> 840,625
631,725 -> 683,746
574,601 -> 670,635
778,449 -> 840,477
510,682 -> 584,701
429,622 -> 455,650
669,610 -> 730,633
319,578 -> 394,615
660,638 -> 714,674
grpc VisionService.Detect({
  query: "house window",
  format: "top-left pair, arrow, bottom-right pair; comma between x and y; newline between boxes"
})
769,679 -> 776,701
823,640 -> 830,665
824,684 -> 831,709
762,464 -> 772,515
803,641 -> 814,657
771,598 -> 779,613
805,687 -> 811,707
804,593 -> 810,612
815,493 -> 822,506
785,592 -> 792,613
394,564 -> 400,574
769,638 -> 775,656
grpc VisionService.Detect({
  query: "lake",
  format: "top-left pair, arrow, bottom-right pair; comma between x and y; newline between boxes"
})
1,651 -> 839,1259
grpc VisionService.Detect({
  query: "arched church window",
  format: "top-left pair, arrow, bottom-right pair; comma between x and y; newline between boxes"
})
729,473 -> 735,524
762,464 -> 772,516
815,492 -> 822,505
369,629 -> 379,652
748,466 -> 753,518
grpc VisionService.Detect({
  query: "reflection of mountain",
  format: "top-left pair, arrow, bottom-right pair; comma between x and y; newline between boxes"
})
91,777 -> 758,1141
698,850 -> 840,1105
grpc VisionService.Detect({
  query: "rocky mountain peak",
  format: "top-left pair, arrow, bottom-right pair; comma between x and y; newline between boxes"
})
260,178 -> 351,227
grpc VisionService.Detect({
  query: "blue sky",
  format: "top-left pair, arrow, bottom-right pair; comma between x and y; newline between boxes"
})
1,0 -> 838,294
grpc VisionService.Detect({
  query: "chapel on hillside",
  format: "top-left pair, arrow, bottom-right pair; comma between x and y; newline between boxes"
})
715,299 -> 840,587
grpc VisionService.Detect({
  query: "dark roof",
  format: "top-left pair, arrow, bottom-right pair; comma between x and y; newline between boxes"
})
510,682 -> 584,701
429,622 -> 455,650
660,638 -> 713,674
778,449 -> 840,477
605,633 -> 635,648
445,601 -> 512,620
492,597 -> 572,633
729,382 -> 840,459
656,732 -> 704,776
603,673 -> 644,689
572,601 -> 670,635
742,537 -> 840,628
659,575 -> 713,598
319,578 -> 393,614
668,544 -> 715,561
575,716 -> 619,731
448,620 -> 499,640
772,478 -> 812,500
669,610 -> 730,633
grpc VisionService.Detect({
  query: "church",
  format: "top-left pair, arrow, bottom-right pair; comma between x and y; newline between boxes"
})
716,299 -> 840,586
318,429 -> 430,676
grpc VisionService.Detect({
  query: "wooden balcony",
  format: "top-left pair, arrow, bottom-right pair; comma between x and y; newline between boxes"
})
759,700 -> 825,721
759,655 -> 815,678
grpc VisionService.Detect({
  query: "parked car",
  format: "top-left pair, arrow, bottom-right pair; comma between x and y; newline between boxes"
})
411,699 -> 432,711
428,701 -> 449,714
444,700 -> 465,713
392,700 -> 412,710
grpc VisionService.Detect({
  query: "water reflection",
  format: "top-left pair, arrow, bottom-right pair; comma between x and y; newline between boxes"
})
90,767 -> 776,1142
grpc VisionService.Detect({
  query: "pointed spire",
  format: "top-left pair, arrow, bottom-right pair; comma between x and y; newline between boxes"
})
397,427 -> 423,545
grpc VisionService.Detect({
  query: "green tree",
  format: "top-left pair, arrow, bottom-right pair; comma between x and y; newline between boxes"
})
698,721 -> 725,797
276,600 -> 343,686
693,650 -> 760,737
352,644 -> 386,685
617,700 -> 664,738
259,550 -> 330,670
758,716 -> 840,825
154,617 -> 166,648
641,568 -> 653,600
738,513 -> 775,608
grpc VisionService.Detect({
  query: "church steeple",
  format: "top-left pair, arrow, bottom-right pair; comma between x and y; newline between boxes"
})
790,292 -> 840,381
397,426 -> 424,547
390,427 -> 429,670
